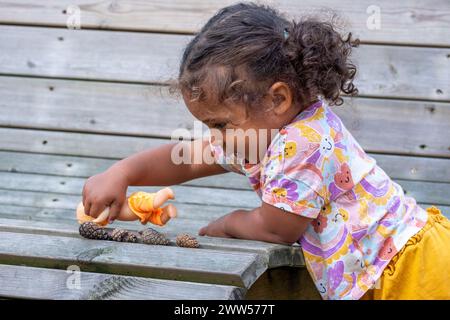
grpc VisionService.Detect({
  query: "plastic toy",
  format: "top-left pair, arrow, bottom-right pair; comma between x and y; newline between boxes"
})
76,187 -> 177,227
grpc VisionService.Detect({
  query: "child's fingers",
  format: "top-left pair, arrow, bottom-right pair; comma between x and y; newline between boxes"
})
198,226 -> 207,236
154,187 -> 175,208
84,201 -> 92,216
92,207 -> 110,224
89,202 -> 107,219
163,204 -> 178,219
108,200 -> 122,223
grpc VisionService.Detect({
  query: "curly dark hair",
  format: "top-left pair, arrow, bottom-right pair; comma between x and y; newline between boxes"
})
176,2 -> 359,109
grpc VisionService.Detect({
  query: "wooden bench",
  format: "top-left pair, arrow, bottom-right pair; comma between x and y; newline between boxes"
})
0,0 -> 448,300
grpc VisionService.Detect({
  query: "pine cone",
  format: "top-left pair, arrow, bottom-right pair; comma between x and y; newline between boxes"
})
79,222 -> 110,240
139,228 -> 170,245
176,234 -> 199,248
110,229 -> 138,243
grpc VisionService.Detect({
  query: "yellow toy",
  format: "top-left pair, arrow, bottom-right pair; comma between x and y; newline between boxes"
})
76,187 -> 177,227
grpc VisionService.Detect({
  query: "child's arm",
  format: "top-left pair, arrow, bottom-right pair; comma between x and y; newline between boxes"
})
199,202 -> 313,245
83,139 -> 226,221
111,139 -> 226,187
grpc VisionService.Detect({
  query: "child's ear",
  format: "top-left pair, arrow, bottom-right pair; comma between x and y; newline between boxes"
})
269,82 -> 293,116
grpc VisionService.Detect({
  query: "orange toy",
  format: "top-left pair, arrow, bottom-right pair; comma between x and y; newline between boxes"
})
76,187 -> 177,227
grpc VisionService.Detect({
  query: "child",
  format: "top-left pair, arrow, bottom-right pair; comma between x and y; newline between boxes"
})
81,2 -> 450,299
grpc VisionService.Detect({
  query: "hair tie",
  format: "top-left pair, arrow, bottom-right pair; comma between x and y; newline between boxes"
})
283,28 -> 290,40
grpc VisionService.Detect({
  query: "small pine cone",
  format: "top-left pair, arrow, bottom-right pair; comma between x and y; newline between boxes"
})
111,229 -> 139,243
79,222 -> 110,240
125,232 -> 138,243
111,229 -> 127,242
139,228 -> 170,245
176,234 -> 199,248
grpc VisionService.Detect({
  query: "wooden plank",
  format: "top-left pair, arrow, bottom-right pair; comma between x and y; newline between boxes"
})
0,264 -> 245,300
0,201 -> 446,225
4,170 -> 450,207
0,1 -> 448,46
334,99 -> 450,157
0,152 -> 250,191
1,126 -> 450,170
0,25 -> 183,83
400,180 -> 450,209
0,200 -> 240,224
0,127 -> 169,159
0,231 -> 266,288
2,150 -> 450,185
0,217 -> 304,269
1,76 -> 449,156
354,45 -> 449,101
0,172 -> 260,209
0,26 -> 448,101
0,160 -> 449,208
0,183 -> 407,238
0,187 -> 257,215
0,76 -> 197,139
0,169 -> 449,210
246,266 -> 320,300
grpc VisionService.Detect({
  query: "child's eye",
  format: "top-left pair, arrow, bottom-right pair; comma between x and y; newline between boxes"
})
212,122 -> 227,129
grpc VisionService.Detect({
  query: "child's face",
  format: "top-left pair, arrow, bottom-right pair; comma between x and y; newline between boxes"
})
182,82 -> 300,164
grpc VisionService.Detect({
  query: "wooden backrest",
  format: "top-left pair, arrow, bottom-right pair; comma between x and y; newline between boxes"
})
0,1 -> 449,182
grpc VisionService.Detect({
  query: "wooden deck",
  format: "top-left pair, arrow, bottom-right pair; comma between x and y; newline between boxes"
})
0,0 -> 449,300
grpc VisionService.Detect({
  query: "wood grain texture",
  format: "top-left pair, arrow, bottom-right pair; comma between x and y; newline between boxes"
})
1,150 -> 449,185
0,199 -> 241,224
0,231 -> 267,288
1,76 -> 449,157
0,217 -> 305,269
0,264 -> 245,299
0,199 -> 446,225
0,171 -> 260,208
1,124 -> 449,169
0,0 -> 448,46
1,0 -> 448,301
245,266 -> 321,300
0,26 -> 448,101
2,168 -> 450,206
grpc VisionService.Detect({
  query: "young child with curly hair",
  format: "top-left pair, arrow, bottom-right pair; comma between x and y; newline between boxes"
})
82,2 -> 450,300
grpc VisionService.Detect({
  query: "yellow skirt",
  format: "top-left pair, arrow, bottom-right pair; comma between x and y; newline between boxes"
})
361,206 -> 450,300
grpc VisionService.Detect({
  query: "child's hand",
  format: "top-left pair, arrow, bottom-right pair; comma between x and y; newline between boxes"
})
198,206 -> 313,245
198,215 -> 233,238
82,168 -> 129,223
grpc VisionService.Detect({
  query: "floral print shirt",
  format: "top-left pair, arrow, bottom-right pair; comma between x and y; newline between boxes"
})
210,99 -> 428,300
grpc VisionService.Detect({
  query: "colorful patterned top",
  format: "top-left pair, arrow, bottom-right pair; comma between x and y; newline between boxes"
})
210,99 -> 429,300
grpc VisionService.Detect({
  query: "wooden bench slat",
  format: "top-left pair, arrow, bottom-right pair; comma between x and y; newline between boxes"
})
1,76 -> 449,157
0,200 -> 240,224
0,0 -> 448,46
0,172 -> 260,209
1,167 -> 449,207
0,189 -> 304,270
0,202 -> 447,225
1,0 -> 447,301
0,26 -> 448,101
0,231 -> 267,288
0,126 -> 449,172
0,217 -> 304,269
0,127 -> 167,159
0,199 -> 241,233
0,188 -> 247,213
1,150 -> 450,185
0,264 -> 244,300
